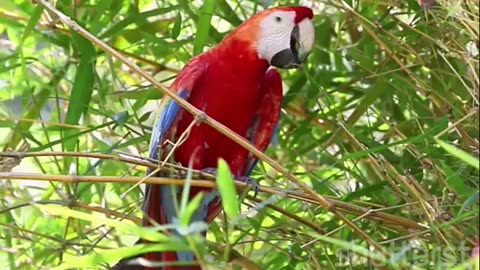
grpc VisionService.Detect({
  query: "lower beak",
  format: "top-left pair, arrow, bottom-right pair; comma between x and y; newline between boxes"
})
271,49 -> 300,69
270,25 -> 307,69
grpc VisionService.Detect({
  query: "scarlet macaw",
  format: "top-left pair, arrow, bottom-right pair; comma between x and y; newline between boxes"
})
116,6 -> 315,270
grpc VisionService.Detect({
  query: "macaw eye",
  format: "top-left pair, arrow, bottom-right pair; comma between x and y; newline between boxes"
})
275,16 -> 282,23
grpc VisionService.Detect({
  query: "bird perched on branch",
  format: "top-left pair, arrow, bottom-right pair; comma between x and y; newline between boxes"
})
115,5 -> 315,270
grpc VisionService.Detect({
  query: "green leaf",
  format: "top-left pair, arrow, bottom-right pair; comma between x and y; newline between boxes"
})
19,5 -> 43,48
436,139 -> 479,170
440,161 -> 473,198
53,243 -> 190,270
171,12 -> 182,39
216,159 -> 239,220
100,6 -> 179,38
63,33 -> 96,152
445,258 -> 478,270
36,204 -> 168,242
218,0 -> 242,26
179,192 -> 204,226
193,0 -> 217,55
343,117 -> 448,160
305,233 -> 401,269
3,68 -> 66,150
346,77 -> 389,126
31,120 -> 115,151
458,191 -> 480,215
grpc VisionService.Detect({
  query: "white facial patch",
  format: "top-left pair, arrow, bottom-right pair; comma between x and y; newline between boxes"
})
257,11 -> 296,63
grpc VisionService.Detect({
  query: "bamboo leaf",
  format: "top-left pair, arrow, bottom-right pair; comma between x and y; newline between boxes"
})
193,0 -> 217,55
436,139 -> 479,170
19,5 -> 43,47
63,33 -> 95,152
343,117 -> 448,160
171,12 -> 182,39
216,159 -> 239,220
53,243 -> 191,270
37,204 -> 168,242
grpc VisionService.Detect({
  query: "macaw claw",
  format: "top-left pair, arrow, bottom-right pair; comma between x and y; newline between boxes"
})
235,175 -> 260,198
200,167 -> 218,177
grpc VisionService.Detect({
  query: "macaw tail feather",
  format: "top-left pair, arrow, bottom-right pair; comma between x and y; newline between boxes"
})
113,180 -> 215,270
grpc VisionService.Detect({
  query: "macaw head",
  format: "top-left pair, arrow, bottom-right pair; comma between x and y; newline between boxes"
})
229,6 -> 315,69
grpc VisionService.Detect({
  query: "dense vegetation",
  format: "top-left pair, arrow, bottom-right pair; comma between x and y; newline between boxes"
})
0,0 -> 478,269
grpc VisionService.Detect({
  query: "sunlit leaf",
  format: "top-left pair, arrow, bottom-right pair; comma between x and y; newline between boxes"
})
216,159 -> 239,220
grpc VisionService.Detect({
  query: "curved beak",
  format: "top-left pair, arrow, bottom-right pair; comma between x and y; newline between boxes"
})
271,18 -> 315,69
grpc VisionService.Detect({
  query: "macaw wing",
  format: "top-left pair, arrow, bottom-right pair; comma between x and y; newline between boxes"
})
144,59 -> 207,224
148,90 -> 188,161
142,59 -> 212,266
244,68 -> 283,176
148,59 -> 207,162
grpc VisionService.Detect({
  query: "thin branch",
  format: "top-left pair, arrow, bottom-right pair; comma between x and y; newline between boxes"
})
246,195 -> 327,235
0,151 -> 432,233
0,172 -> 427,233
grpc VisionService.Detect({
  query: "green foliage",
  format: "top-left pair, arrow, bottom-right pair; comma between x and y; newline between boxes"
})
217,159 -> 240,220
0,0 -> 478,269
436,139 -> 479,170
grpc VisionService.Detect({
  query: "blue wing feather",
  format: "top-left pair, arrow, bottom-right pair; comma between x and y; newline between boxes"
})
148,89 -> 189,161
144,89 -> 189,222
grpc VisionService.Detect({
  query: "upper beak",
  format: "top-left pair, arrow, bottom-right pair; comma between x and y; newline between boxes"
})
271,18 -> 315,69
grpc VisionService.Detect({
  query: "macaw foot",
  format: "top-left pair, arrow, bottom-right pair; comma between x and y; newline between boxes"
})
200,167 -> 259,197
233,175 -> 260,197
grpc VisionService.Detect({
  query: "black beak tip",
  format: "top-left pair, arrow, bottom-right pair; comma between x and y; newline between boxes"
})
271,49 -> 302,69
